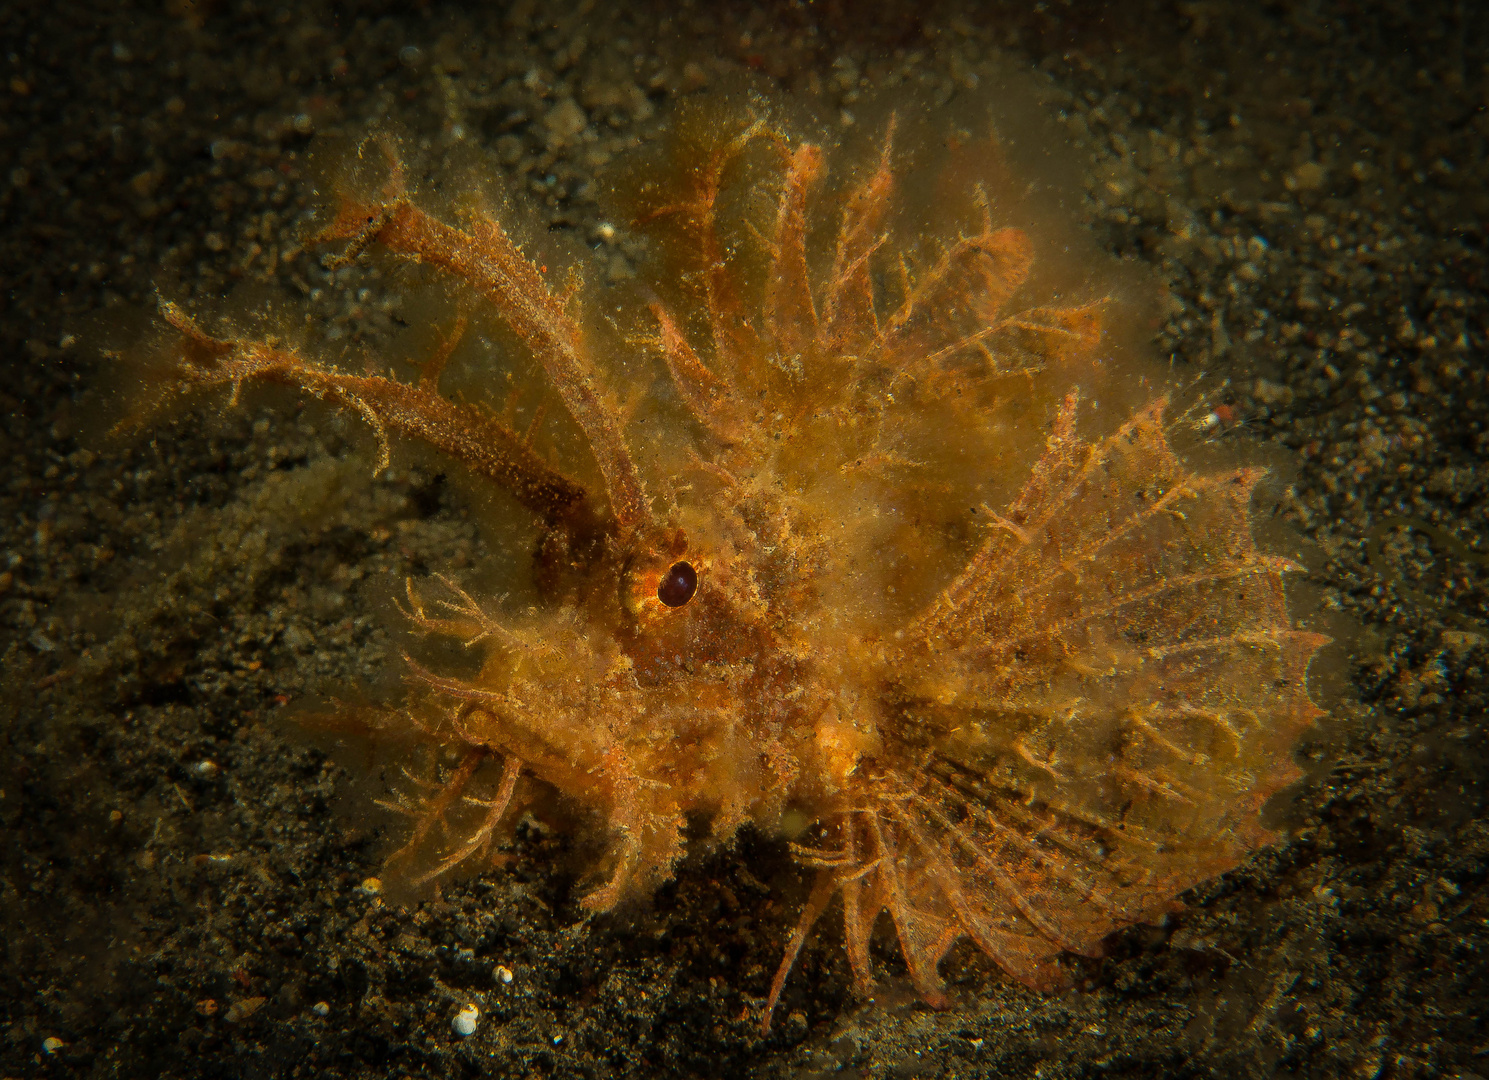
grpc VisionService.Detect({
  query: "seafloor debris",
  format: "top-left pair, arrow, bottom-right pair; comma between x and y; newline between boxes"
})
451,1002 -> 480,1038
117,99 -> 1325,1029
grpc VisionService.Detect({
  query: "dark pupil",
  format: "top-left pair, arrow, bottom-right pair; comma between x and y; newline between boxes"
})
657,561 -> 698,607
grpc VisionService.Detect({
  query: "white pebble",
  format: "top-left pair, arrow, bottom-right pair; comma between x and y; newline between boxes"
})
495,965 -> 514,985
312,1001 -> 330,1017
42,1037 -> 65,1054
452,1003 -> 480,1037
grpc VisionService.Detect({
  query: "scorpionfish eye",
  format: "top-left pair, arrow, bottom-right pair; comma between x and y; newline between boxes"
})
657,561 -> 698,607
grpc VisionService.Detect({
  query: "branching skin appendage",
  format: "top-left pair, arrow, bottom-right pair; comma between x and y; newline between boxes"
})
126,110 -> 1326,1032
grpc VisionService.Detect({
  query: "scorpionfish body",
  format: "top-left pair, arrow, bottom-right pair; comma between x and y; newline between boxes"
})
140,99 -> 1326,1026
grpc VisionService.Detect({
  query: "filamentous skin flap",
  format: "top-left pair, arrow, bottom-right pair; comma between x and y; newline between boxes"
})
122,99 -> 1325,1030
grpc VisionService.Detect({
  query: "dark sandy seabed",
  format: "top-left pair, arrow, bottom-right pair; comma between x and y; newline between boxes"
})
2,0 -> 1487,1077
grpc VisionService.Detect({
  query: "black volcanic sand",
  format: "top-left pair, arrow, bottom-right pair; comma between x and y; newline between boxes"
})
3,2 -> 1487,1077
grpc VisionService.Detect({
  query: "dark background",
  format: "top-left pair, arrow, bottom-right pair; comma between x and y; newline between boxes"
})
2,1 -> 1486,1077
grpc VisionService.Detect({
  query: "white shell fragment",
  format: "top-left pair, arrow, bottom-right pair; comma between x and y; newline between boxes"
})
452,1003 -> 480,1037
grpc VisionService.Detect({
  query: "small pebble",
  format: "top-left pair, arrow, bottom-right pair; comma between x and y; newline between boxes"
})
42,1036 -> 65,1054
544,99 -> 587,142
312,1001 -> 330,1017
452,1003 -> 480,1037
224,996 -> 266,1023
495,965 -> 514,984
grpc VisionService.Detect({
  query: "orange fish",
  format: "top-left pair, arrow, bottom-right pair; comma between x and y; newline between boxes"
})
128,101 -> 1325,1029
